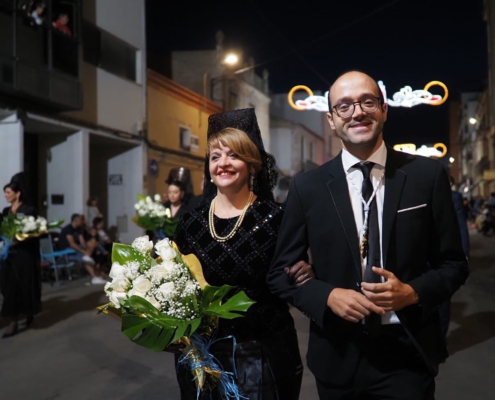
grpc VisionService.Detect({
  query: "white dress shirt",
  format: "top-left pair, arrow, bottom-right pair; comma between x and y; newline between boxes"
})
341,141 -> 399,324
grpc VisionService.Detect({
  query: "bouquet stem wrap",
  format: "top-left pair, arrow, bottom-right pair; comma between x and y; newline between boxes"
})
0,236 -> 11,260
178,334 -> 247,400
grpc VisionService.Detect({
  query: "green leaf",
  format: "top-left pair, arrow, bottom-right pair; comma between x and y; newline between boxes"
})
120,296 -> 201,352
137,194 -> 146,201
112,243 -> 150,266
200,285 -> 236,310
204,290 -> 256,319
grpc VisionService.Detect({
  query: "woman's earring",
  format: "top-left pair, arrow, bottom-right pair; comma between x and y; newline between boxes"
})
210,179 -> 213,183
249,174 -> 254,191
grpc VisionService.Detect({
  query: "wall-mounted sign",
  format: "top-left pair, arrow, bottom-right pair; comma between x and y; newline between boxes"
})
108,174 -> 123,185
393,143 -> 447,158
149,159 -> 159,178
288,81 -> 448,112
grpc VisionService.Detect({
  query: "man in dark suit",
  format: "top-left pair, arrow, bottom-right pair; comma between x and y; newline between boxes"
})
268,71 -> 469,399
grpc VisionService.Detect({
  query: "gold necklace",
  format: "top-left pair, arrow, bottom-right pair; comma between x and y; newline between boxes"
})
209,191 -> 254,242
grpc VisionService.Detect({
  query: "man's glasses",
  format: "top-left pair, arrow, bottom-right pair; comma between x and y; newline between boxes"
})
332,97 -> 382,118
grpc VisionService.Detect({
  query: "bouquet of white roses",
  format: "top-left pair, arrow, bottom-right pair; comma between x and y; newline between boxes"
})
0,214 -> 64,259
100,236 -> 255,398
132,194 -> 178,237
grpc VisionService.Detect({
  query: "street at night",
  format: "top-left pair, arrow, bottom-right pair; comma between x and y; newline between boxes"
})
0,230 -> 493,400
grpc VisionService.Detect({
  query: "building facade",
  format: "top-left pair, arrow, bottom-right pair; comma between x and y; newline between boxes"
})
170,31 -> 272,150
0,0 -> 146,243
146,70 -> 222,198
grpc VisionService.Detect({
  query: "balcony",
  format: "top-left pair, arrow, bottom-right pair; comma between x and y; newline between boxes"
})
0,0 -> 82,111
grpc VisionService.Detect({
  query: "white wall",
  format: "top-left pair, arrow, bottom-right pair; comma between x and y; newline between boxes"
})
96,0 -> 145,49
108,144 -> 145,243
0,113 -> 23,210
47,131 -> 89,222
97,69 -> 144,134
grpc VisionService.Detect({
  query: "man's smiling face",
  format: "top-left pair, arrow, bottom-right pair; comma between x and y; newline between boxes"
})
327,71 -> 387,151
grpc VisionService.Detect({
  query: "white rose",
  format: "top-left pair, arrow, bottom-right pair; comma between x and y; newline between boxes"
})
157,281 -> 176,301
155,239 -> 176,261
132,275 -> 152,294
28,216 -> 35,222
134,203 -> 140,210
146,196 -> 152,204
148,264 -> 169,284
109,262 -> 127,279
138,209 -> 146,216
109,277 -> 130,293
127,288 -> 146,299
131,236 -> 154,254
154,194 -> 161,202
108,290 -> 127,309
145,294 -> 162,310
184,280 -> 198,295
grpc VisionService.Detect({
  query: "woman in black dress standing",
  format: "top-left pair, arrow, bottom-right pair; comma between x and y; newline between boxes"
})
173,109 -> 312,399
1,181 -> 41,338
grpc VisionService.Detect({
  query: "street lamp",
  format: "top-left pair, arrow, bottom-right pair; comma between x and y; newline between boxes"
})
469,117 -> 477,125
224,53 -> 239,65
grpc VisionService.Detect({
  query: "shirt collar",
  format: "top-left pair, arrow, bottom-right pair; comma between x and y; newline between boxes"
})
342,141 -> 387,173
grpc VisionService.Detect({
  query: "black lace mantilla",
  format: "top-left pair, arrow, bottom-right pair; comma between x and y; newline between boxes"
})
174,198 -> 294,341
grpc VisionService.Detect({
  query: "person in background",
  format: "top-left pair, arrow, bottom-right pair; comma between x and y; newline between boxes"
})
185,174 -> 205,210
160,192 -> 169,205
1,181 -> 42,338
52,13 -> 72,36
86,197 -> 102,226
58,214 -> 106,284
30,2 -> 45,26
164,180 -> 187,220
437,177 -> 471,342
92,216 -> 112,253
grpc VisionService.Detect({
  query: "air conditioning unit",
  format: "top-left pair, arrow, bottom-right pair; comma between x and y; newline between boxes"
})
190,135 -> 200,153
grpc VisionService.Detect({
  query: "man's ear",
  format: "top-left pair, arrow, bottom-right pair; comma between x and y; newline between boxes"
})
327,112 -> 336,130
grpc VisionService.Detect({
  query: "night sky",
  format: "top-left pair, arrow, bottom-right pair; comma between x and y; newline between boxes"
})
147,0 -> 487,146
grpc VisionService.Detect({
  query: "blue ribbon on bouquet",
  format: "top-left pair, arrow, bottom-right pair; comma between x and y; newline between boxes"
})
178,333 -> 247,400
0,236 -> 12,260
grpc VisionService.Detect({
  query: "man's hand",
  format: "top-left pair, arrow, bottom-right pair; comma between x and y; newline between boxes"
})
327,288 -> 385,323
361,267 -> 419,311
285,261 -> 315,287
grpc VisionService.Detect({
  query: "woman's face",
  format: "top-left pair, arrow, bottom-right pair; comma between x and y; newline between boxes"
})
168,185 -> 183,204
209,142 -> 250,192
4,188 -> 20,204
91,199 -> 98,207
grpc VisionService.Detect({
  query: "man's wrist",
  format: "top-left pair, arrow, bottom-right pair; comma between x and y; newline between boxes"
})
405,284 -> 419,306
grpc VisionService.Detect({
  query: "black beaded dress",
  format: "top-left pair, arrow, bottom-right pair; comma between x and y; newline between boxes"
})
173,197 -> 303,400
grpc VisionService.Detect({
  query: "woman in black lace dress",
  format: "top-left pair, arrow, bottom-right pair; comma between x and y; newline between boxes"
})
173,109 -> 311,400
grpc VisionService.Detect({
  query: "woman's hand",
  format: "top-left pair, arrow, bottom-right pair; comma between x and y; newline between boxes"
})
284,261 -> 315,287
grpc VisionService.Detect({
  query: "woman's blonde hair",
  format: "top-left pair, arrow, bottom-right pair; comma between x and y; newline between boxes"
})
207,128 -> 262,173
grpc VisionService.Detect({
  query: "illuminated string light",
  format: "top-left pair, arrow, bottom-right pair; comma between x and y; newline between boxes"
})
393,143 -> 447,158
288,81 -> 449,111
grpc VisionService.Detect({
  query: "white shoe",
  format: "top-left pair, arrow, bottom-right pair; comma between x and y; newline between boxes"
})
91,276 -> 107,285
82,255 -> 95,265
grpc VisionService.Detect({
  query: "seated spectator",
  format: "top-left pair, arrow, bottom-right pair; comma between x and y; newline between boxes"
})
30,2 -> 46,26
92,217 -> 112,252
58,214 -> 106,284
52,13 -> 72,36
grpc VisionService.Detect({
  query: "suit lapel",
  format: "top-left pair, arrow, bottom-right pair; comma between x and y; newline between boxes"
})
382,148 -> 406,270
327,153 -> 362,279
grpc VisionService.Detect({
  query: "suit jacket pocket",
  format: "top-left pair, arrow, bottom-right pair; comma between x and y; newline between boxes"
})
397,204 -> 427,213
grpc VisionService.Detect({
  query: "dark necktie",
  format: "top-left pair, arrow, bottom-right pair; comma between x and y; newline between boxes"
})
355,162 -> 382,333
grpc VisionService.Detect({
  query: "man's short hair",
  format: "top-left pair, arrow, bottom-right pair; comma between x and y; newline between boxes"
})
71,213 -> 80,222
327,69 -> 385,110
58,13 -> 68,18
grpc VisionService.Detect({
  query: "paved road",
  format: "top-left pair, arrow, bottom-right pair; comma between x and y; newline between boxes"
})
0,231 -> 494,399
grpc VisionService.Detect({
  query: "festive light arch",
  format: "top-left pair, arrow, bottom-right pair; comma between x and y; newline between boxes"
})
393,143 -> 447,158
288,81 -> 449,111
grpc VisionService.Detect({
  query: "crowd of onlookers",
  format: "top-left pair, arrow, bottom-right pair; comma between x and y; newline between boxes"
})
55,197 -> 112,285
20,1 -> 72,36
467,192 -> 495,236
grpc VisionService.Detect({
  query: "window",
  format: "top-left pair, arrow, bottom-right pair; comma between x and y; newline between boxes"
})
180,126 -> 191,151
82,20 -> 137,82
